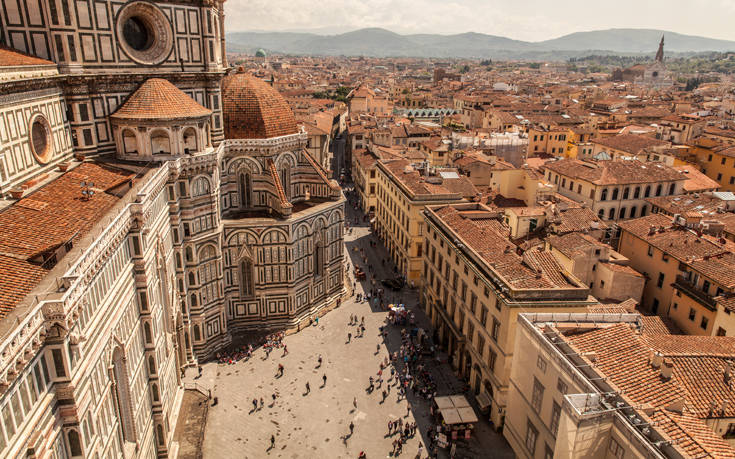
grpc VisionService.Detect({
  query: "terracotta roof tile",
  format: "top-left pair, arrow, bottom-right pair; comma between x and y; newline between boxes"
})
222,72 -> 298,139
651,410 -> 735,458
111,78 -> 211,120
544,159 -> 684,185
433,206 -> 577,290
0,44 -> 55,67
0,163 -> 135,319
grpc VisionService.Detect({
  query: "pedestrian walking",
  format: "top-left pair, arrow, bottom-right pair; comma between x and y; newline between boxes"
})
252,398 -> 257,411
349,421 -> 354,434
259,397 -> 264,409
347,332 -> 352,343
322,374 -> 327,386
282,345 -> 288,356
305,382 -> 310,394
270,434 -> 275,449
353,397 -> 357,409
317,355 -> 322,367
406,404 -> 410,417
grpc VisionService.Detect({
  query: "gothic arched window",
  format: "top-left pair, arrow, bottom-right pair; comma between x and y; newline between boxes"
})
192,177 -> 210,197
240,259 -> 255,297
314,237 -> 324,278
239,173 -> 252,208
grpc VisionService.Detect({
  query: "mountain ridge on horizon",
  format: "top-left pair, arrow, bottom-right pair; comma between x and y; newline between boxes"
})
226,27 -> 735,60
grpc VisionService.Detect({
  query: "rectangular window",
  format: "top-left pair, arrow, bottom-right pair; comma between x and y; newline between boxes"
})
525,420 -> 539,455
701,316 -> 709,330
83,129 -> 93,146
491,318 -> 500,341
550,401 -> 561,435
61,0 -> 71,25
67,35 -> 77,61
488,349 -> 497,372
79,104 -> 89,122
689,308 -> 696,321
480,307 -> 488,327
531,377 -> 544,412
657,272 -> 665,288
51,348 -> 66,378
2,404 -> 15,438
49,0 -> 59,24
54,35 -> 64,60
609,438 -> 624,459
470,294 -> 477,314
557,378 -> 568,394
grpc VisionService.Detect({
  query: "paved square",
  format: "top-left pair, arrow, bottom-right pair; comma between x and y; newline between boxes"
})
187,198 -> 513,459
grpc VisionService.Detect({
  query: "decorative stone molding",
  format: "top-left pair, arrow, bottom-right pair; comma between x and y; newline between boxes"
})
115,2 -> 174,66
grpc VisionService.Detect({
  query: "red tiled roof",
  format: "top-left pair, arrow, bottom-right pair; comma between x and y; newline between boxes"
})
0,44 -> 55,67
432,205 -> 577,290
544,159 -> 685,185
222,71 -> 298,139
0,163 -> 135,319
111,78 -> 212,120
673,165 -> 721,192
302,150 -> 339,191
267,159 -> 291,209
651,410 -> 735,458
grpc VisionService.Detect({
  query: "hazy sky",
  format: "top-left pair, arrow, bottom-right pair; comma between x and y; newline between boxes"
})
225,0 -> 735,41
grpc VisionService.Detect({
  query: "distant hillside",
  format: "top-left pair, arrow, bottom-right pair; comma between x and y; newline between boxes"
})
226,27 -> 735,60
540,29 -> 735,53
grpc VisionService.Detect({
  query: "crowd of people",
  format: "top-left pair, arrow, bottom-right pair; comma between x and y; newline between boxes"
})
214,331 -> 285,365
207,183 -> 476,459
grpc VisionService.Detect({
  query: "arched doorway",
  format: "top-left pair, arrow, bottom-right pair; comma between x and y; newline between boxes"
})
484,380 -> 494,411
464,352 -> 472,380
473,364 -> 482,395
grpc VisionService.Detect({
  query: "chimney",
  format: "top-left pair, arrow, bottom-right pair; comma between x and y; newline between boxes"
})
582,351 -> 597,363
651,351 -> 664,369
725,360 -> 734,382
660,360 -> 673,380
723,399 -> 730,414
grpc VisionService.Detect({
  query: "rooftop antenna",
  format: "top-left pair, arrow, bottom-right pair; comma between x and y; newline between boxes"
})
81,181 -> 95,201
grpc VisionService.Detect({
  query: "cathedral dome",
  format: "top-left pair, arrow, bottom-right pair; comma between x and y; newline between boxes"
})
221,70 -> 298,140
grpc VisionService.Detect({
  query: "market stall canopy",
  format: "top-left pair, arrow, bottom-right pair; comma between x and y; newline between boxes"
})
434,395 -> 479,424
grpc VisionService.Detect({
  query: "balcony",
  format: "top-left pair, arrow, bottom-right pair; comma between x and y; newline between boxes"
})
674,275 -> 717,310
